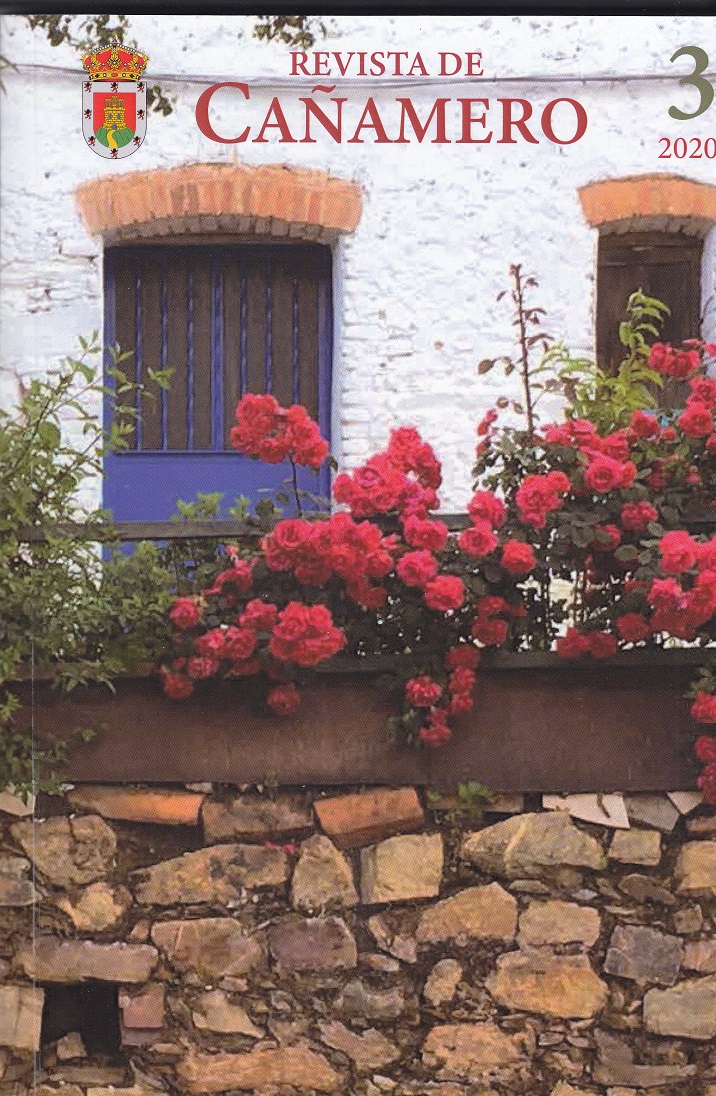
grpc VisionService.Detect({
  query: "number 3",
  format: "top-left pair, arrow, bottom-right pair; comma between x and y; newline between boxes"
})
669,46 -> 714,120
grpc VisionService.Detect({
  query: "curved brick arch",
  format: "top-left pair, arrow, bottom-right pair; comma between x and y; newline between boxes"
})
75,162 -> 363,242
578,173 -> 716,235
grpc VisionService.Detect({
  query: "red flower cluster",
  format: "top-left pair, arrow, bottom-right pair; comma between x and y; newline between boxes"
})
649,342 -> 701,379
620,502 -> 658,534
471,595 -> 511,647
262,513 -> 394,608
584,454 -> 636,494
229,393 -> 328,469
515,471 -> 570,529
267,682 -> 301,716
501,539 -> 536,577
168,596 -> 202,631
405,676 -> 443,708
333,427 -> 441,519
268,602 -> 346,667
556,628 -> 617,659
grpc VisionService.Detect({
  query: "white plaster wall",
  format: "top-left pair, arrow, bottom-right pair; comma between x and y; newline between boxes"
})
1,14 -> 714,509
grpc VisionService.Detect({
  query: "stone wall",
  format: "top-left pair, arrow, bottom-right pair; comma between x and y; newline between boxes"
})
1,783 -> 715,1095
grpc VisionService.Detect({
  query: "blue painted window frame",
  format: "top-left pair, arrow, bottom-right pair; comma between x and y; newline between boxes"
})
103,242 -> 333,521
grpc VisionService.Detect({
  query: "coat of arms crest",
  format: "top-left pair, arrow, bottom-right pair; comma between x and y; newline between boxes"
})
82,41 -> 148,158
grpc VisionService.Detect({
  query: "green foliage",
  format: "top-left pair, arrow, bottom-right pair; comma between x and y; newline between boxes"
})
251,15 -> 327,50
427,782 -> 496,826
554,290 -> 670,432
0,335 -> 174,794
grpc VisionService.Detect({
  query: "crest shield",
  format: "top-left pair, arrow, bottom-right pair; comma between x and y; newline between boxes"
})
82,42 -> 148,159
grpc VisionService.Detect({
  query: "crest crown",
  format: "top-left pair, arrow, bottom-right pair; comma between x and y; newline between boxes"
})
82,40 -> 148,82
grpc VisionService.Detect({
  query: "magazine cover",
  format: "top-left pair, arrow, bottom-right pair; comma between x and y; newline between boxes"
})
1,10 -> 716,1094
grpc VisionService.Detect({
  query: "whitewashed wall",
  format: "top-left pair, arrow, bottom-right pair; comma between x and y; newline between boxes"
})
1,14 -> 714,509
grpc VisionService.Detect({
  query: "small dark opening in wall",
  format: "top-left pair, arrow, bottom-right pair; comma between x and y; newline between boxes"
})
41,983 -> 122,1058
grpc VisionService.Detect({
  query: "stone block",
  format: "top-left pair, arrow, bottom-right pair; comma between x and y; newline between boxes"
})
55,882 -> 132,931
315,787 -> 424,848
461,812 -> 603,879
17,938 -> 157,983
67,785 -> 203,825
202,794 -> 313,842
608,828 -> 661,867
318,1020 -> 399,1072
0,985 -> 44,1051
268,915 -> 357,971
593,1028 -> 696,1087
130,843 -> 287,905
176,1046 -> 342,1093
416,883 -> 517,944
682,939 -> 716,972
118,983 -> 164,1029
192,990 -> 263,1037
422,1022 -> 525,1081
0,856 -> 34,907
151,918 -> 265,980
623,794 -> 679,833
424,959 -> 462,1006
11,815 -> 116,885
603,925 -> 682,986
337,979 -> 404,1021
643,974 -> 716,1039
518,899 -> 600,948
361,833 -> 443,904
486,950 -> 608,1019
290,834 -> 357,912
674,841 -> 716,897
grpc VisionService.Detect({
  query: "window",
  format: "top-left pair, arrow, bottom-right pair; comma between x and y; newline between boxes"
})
596,230 -> 703,374
103,242 -> 332,521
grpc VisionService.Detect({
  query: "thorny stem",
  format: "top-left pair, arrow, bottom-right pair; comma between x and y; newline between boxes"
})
511,264 -> 536,440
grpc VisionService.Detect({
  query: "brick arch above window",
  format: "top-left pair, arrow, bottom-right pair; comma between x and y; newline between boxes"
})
578,173 -> 716,237
75,161 -> 363,243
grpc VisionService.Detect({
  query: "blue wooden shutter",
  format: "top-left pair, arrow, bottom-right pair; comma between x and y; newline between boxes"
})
103,243 -> 332,520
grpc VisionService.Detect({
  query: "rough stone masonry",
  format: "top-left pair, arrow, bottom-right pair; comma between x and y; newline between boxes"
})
0,783 -> 715,1095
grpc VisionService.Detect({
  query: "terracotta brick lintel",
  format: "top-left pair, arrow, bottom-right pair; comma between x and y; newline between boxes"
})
579,173 -> 716,230
75,163 -> 363,239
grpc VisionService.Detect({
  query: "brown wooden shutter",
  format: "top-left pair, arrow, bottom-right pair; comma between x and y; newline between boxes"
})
596,231 -> 703,377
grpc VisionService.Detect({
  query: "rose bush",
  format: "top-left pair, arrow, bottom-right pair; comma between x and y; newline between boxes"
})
161,307 -> 716,801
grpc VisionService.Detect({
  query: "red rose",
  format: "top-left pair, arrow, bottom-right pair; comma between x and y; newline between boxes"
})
691,692 -> 716,724
448,667 -> 476,694
187,655 -> 220,680
648,577 -> 683,609
445,644 -> 481,671
545,471 -> 571,493
694,734 -> 716,762
405,676 -> 443,707
586,631 -> 617,658
419,708 -> 452,747
169,597 -> 202,630
648,342 -> 672,373
501,540 -> 536,577
267,682 -> 301,716
396,550 -> 438,588
448,691 -> 474,715
556,627 -> 590,659
424,575 -> 465,611
467,490 -> 506,528
161,671 -> 194,700
471,617 -> 508,647
616,613 -> 651,643
239,599 -> 278,631
630,410 -> 660,439
458,521 -> 498,559
689,376 -> 716,406
584,455 -> 635,493
194,629 -> 227,657
660,530 -> 698,575
620,501 -> 658,533
403,515 -> 449,552
678,402 -> 713,438
459,521 -> 498,557
222,626 -> 258,661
